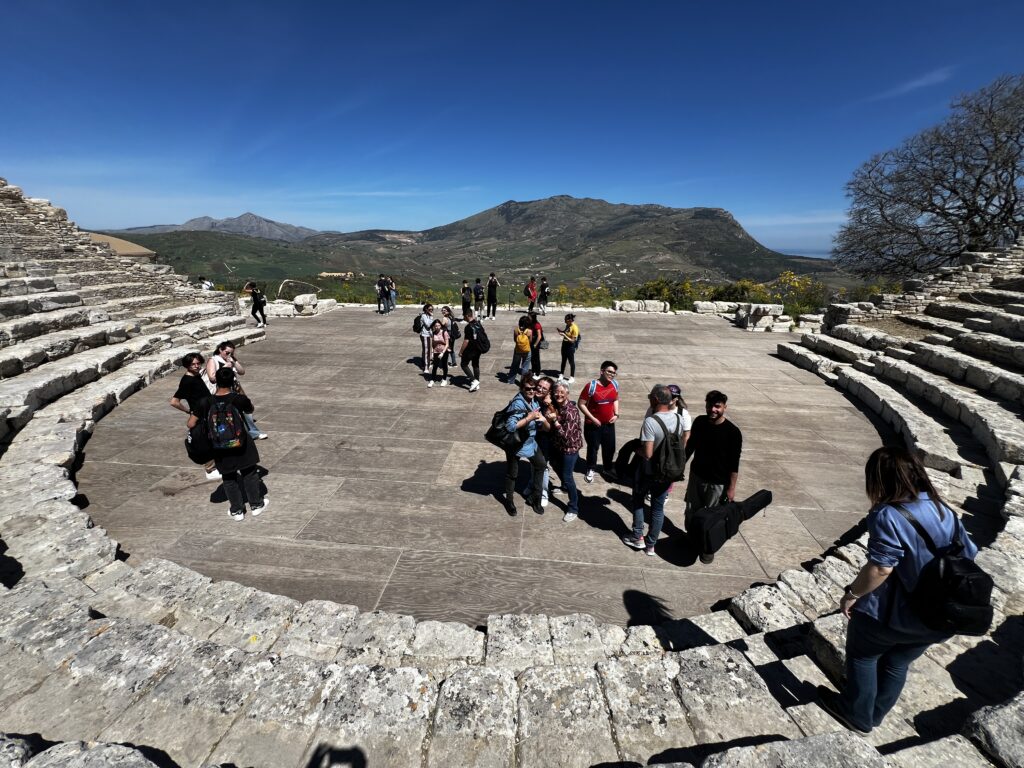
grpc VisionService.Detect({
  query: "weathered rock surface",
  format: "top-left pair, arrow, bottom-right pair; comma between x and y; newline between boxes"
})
22,741 -> 161,767
336,610 -> 415,665
485,613 -> 553,673
427,667 -> 517,768
702,730 -> 888,767
549,613 -> 607,665
270,599 -> 358,661
405,619 -> 485,675
966,690 -> 1024,768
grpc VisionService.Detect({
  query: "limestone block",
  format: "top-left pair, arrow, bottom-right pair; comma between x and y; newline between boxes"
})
336,610 -> 414,666
693,301 -> 717,313
166,579 -> 255,640
207,653 -> 337,768
702,731 -> 888,768
405,619 -> 485,675
889,734 -> 996,768
313,297 -> 338,314
598,622 -> 627,656
616,299 -> 639,312
778,568 -> 839,615
657,611 -> 747,651
207,588 -> 300,653
621,623 -> 665,655
672,644 -> 800,743
975,548 -> 1024,604
728,632 -> 779,666
265,301 -> 296,317
293,293 -> 318,315
808,613 -> 847,683
597,655 -> 693,763
0,619 -> 196,741
729,584 -> 806,633
272,599 -> 358,661
98,642 -> 256,767
23,742 -> 161,767
312,664 -> 437,767
833,543 -> 868,570
517,666 -> 618,768
0,734 -> 34,765
485,613 -> 553,672
427,667 -> 517,768
549,613 -> 607,666
811,556 -> 858,590
966,690 -> 1024,768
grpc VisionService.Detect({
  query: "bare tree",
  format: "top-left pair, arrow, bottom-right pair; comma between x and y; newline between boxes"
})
833,75 -> 1024,278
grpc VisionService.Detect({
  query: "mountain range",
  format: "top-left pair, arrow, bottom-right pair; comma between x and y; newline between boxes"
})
108,195 -> 834,287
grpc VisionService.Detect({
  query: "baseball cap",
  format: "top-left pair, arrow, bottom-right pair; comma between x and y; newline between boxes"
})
668,384 -> 682,397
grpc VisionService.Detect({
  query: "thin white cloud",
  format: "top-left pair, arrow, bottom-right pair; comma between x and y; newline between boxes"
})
864,66 -> 955,103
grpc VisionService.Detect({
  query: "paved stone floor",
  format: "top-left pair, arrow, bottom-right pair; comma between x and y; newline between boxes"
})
78,308 -> 892,628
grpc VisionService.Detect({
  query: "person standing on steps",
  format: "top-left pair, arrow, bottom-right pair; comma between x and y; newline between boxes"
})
243,282 -> 268,328
500,374 -> 550,517
170,351 -> 220,481
460,280 -> 473,319
486,273 -> 500,319
418,303 -> 435,372
816,445 -> 981,737
189,366 -> 268,522
577,360 -> 620,483
683,389 -> 742,564
558,313 -> 579,383
459,308 -> 484,392
473,277 -> 485,317
205,341 -> 267,440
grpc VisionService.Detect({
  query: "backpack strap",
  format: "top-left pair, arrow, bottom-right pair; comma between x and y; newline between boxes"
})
892,503 -> 940,556
588,379 -> 598,397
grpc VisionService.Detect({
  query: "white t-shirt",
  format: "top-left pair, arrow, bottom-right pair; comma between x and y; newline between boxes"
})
640,410 -> 688,450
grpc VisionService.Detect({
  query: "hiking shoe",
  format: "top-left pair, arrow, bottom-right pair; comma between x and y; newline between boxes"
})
205,469 -> 222,481
816,686 -> 871,736
645,545 -> 657,557
250,497 -> 269,516
229,510 -> 245,522
563,511 -> 578,523
427,380 -> 434,388
468,379 -> 480,392
699,552 -> 716,564
503,498 -> 518,517
622,536 -> 646,549
585,469 -> 595,483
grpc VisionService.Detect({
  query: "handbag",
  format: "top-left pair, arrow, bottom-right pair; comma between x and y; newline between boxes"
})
538,339 -> 549,350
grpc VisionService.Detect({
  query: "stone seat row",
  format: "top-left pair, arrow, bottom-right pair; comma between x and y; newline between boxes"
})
927,300 -> 1024,341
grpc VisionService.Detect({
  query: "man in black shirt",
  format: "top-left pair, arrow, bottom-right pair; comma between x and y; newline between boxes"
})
486,273 -> 500,319
460,280 -> 473,319
459,308 -> 483,392
684,389 -> 742,562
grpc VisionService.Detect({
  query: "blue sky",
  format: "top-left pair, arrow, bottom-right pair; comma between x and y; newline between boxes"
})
2,1 -> 1022,255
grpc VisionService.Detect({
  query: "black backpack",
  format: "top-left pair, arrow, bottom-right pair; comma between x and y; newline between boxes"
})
206,398 -> 246,451
894,504 -> 993,636
473,321 -> 491,354
184,422 -> 213,464
451,321 -> 461,340
484,406 -> 525,450
523,284 -> 531,298
413,315 -> 423,334
650,413 -> 686,483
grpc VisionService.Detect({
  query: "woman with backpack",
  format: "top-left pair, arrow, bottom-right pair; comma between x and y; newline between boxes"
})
243,281 -> 268,328
509,316 -> 534,384
188,366 -> 267,522
817,444 -> 984,736
427,318 -> 451,388
417,303 -> 434,373
558,313 -> 579,384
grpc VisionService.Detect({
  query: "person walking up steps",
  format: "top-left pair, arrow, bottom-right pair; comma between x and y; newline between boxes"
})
578,360 -> 620,482
426,318 -> 451,388
558,313 -> 579,383
189,366 -> 268,522
459,308 -> 487,392
486,273 -> 500,319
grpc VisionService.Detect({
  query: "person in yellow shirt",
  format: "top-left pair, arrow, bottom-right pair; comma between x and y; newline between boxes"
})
509,316 -> 534,384
558,313 -> 580,383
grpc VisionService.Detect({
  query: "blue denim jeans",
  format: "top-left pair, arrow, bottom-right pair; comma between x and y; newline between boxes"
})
840,611 -> 942,731
243,412 -> 261,438
553,452 -> 580,513
631,464 -> 671,547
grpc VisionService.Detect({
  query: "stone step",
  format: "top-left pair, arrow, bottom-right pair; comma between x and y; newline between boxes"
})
800,332 -> 880,362
77,282 -> 170,303
897,313 -> 970,337
57,269 -> 154,288
0,261 -> 55,279
0,305 -> 102,348
902,339 -> 1024,407
30,257 -> 124,273
0,318 -> 142,379
829,323 -> 908,351
833,366 -> 966,475
777,342 -> 844,381
952,331 -> 1024,373
0,291 -> 83,322
0,276 -> 57,297
926,301 -> 1001,323
961,287 -> 1024,306
136,303 -> 226,326
869,355 -> 1024,467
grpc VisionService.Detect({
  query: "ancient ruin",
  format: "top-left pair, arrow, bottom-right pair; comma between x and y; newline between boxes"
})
0,177 -> 1021,767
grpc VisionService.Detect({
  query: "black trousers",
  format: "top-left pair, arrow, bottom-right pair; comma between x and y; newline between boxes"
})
584,421 -> 616,471
486,298 -> 498,317
222,464 -> 263,513
531,346 -> 542,374
251,303 -> 266,324
560,342 -> 575,377
461,350 -> 481,381
505,448 -> 546,502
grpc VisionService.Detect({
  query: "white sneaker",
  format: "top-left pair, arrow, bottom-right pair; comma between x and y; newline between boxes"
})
205,469 -> 222,481
563,511 -> 578,523
567,377 -> 575,384
440,378 -> 448,387
423,366 -> 429,373
229,510 -> 245,521
468,380 -> 480,392
427,380 -> 434,388
255,432 -> 268,440
250,497 -> 269,516
541,497 -> 549,508
585,469 -> 595,483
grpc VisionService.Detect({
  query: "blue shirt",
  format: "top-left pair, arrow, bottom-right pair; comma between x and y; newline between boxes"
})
505,393 -> 539,458
856,492 -> 979,634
